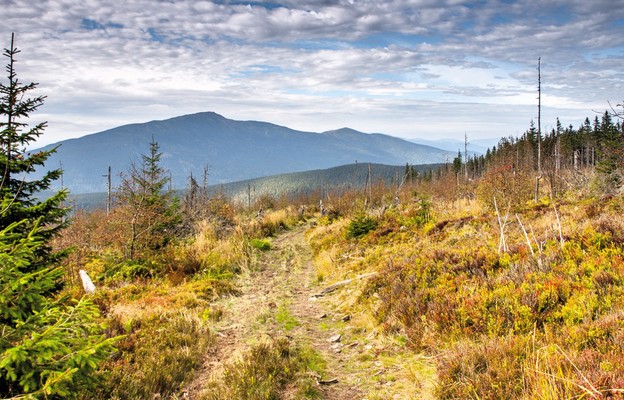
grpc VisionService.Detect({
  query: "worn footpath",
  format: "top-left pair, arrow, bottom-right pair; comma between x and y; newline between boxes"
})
186,223 -> 435,399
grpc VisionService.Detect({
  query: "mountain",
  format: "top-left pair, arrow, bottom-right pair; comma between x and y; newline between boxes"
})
34,112 -> 455,194
218,162 -> 439,202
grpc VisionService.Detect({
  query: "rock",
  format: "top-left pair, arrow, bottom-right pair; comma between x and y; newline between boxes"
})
329,334 -> 342,343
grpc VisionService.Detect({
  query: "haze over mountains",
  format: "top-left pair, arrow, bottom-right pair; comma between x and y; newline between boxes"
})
35,112 -> 458,194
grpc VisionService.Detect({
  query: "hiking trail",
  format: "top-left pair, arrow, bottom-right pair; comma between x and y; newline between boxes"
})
186,223 -> 435,399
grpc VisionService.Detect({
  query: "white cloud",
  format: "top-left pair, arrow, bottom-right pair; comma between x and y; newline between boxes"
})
1,0 -> 622,147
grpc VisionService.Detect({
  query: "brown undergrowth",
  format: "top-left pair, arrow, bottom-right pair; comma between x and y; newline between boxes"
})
308,193 -> 624,399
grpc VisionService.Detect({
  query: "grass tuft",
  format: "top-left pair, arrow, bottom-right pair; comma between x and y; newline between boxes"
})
201,337 -> 321,400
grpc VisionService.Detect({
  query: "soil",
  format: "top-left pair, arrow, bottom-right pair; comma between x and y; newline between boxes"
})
184,223 -> 434,399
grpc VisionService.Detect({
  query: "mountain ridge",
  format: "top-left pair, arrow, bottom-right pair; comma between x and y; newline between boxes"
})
34,111 -> 456,194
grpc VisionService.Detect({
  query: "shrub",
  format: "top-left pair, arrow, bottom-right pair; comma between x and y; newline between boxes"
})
406,192 -> 432,226
436,336 -> 530,400
104,259 -> 163,281
250,238 -> 271,251
95,312 -> 212,399
346,214 -> 378,239
476,168 -> 533,212
318,208 -> 341,225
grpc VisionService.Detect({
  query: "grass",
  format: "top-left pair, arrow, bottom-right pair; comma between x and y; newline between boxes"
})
250,238 -> 272,251
275,303 -> 300,331
55,207 -> 274,399
94,310 -> 213,399
200,337 -> 322,400
52,166 -> 624,399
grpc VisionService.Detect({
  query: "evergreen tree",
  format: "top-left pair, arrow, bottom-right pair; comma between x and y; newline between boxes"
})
0,221 -> 116,397
0,33 -> 68,275
403,163 -> 418,182
596,111 -> 624,191
0,34 -> 116,398
452,150 -> 462,176
116,137 -> 178,260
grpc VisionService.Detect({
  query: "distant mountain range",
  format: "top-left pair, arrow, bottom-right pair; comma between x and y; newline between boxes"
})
34,112 -> 458,194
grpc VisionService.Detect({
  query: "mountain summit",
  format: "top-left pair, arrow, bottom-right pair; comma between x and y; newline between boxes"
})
35,112 -> 454,194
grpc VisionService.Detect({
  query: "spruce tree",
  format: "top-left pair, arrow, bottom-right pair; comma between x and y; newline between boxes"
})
117,137 -> 178,260
0,33 -> 68,273
0,34 -> 116,398
452,150 -> 462,176
596,111 -> 624,191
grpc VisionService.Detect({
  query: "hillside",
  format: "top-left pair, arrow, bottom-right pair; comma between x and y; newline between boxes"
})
52,184 -> 624,399
32,106 -> 624,398
219,162 -> 439,203
65,162 -> 441,210
34,112 -> 454,194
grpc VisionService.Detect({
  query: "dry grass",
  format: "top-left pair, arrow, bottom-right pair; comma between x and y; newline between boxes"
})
304,189 -> 624,399
54,172 -> 624,399
200,337 -> 321,400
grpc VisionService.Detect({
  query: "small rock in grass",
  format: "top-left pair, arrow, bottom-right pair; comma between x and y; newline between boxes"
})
329,334 -> 342,343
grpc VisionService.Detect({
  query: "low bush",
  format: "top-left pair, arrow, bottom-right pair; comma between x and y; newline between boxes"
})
436,335 -> 530,399
95,311 -> 213,399
318,194 -> 624,397
250,238 -> 271,251
346,214 -> 378,239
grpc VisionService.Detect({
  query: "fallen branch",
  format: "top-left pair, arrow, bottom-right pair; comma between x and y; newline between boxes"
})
312,272 -> 378,297
309,373 -> 339,385
316,377 -> 339,385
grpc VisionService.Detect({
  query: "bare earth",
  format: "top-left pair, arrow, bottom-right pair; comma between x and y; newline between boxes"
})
185,223 -> 435,400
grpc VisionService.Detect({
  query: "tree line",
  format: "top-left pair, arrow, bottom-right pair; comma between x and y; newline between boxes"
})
447,109 -> 624,205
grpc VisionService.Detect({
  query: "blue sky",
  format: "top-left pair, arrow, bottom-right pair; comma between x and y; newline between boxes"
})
2,0 -> 623,147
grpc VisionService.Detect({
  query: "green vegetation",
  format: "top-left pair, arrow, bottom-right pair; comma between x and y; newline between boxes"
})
306,117 -> 624,397
51,196 -> 304,398
116,137 -> 179,261
94,310 -> 212,399
346,214 -> 378,239
250,238 -> 272,251
311,196 -> 624,398
275,303 -> 300,330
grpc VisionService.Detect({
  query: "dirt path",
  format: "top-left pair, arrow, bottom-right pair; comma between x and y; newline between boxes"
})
186,223 -> 435,399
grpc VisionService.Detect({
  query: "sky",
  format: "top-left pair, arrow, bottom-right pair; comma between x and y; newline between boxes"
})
2,0 -> 623,148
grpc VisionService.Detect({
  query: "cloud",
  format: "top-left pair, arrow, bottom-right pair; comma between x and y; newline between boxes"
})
1,0 -> 622,147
